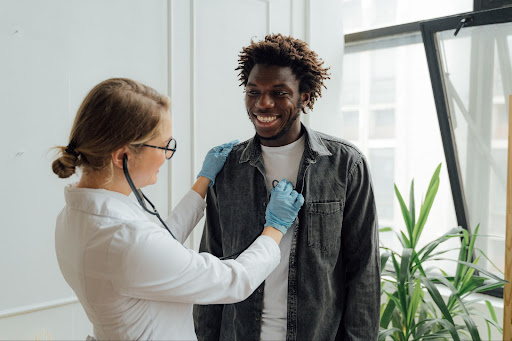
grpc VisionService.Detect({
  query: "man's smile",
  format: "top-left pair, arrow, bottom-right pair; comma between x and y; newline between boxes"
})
253,113 -> 280,127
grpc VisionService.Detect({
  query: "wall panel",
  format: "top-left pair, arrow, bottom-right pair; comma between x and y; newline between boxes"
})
0,0 -> 168,337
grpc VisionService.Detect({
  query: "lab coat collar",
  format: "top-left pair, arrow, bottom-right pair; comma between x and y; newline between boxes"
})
64,184 -> 147,221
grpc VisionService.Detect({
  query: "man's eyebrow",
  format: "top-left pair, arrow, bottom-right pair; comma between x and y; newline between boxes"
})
246,82 -> 289,89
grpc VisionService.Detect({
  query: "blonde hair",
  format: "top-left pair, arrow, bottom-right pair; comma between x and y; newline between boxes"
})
52,78 -> 171,179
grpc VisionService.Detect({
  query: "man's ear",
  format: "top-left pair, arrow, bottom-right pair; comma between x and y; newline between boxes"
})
111,146 -> 129,169
301,93 -> 311,113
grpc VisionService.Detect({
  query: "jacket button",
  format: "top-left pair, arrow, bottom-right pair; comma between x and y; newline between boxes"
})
257,288 -> 263,293
262,202 -> 267,207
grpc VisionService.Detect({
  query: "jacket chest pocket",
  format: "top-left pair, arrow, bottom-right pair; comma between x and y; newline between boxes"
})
307,201 -> 344,252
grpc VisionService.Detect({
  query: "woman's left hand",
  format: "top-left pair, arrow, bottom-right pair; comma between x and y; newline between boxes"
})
197,140 -> 239,187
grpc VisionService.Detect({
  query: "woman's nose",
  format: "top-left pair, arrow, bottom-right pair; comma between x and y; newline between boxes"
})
256,93 -> 275,109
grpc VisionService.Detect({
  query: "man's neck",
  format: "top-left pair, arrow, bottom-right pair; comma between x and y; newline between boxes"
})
259,124 -> 303,147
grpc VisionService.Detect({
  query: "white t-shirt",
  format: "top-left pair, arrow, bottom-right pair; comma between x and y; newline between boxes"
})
55,185 -> 280,341
260,135 -> 305,341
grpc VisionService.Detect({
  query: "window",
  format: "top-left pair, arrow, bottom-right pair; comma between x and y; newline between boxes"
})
340,0 -> 490,275
342,0 -> 472,34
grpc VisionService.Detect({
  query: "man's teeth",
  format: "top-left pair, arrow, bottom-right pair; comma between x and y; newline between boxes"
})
256,116 -> 277,123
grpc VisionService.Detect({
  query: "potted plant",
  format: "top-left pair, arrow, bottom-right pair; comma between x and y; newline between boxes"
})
379,164 -> 506,341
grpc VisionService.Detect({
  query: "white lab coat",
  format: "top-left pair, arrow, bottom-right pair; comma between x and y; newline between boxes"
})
55,184 -> 280,340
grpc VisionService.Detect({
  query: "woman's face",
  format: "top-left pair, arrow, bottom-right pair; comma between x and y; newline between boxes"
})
129,113 -> 172,189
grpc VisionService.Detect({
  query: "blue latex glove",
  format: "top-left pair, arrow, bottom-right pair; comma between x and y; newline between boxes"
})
197,140 -> 239,186
265,179 -> 305,235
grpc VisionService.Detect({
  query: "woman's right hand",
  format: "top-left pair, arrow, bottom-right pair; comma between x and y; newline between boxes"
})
264,179 -> 305,235
197,140 -> 239,187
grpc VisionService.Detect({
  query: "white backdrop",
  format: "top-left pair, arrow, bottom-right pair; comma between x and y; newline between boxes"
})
0,0 -> 343,339
0,0 -> 168,338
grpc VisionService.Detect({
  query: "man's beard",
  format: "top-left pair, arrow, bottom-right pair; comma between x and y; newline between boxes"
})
252,99 -> 302,141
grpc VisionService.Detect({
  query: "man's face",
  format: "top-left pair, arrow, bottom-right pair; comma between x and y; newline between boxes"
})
245,64 -> 309,146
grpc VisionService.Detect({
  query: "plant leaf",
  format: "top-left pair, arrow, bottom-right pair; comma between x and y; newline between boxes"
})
421,277 -> 455,325
412,176 -> 439,247
431,275 -> 480,340
381,252 -> 391,275
427,163 -> 442,192
418,227 -> 463,259
485,300 -> 498,323
409,180 -> 416,228
400,248 -> 413,286
395,184 -> 413,240
406,278 -> 423,328
378,327 -> 403,341
467,224 -> 480,263
381,292 -> 397,328
476,248 -> 505,275
413,318 -> 460,341
400,231 -> 411,249
454,229 -> 469,288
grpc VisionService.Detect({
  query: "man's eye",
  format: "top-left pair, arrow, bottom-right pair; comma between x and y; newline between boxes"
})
246,90 -> 260,95
275,92 -> 288,96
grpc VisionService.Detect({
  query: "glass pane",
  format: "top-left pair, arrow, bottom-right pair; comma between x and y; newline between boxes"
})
370,49 -> 395,103
370,109 -> 395,138
343,53 -> 361,105
343,0 -> 473,34
369,148 -> 395,221
436,22 -> 512,276
342,110 -> 359,140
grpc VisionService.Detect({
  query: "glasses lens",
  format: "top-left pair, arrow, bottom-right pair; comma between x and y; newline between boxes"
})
166,138 -> 177,159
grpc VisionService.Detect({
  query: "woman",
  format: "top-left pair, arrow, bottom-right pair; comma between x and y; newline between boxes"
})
52,78 -> 304,340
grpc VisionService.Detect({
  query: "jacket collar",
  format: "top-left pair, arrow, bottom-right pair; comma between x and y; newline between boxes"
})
239,123 -> 331,165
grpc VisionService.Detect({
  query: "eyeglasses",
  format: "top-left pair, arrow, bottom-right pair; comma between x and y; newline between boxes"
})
142,137 -> 177,159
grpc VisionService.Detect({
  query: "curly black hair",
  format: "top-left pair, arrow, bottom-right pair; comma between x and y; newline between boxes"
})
236,33 -> 330,111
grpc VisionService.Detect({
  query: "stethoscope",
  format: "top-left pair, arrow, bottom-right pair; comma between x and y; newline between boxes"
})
123,154 -> 177,240
122,153 -> 242,259
122,154 -> 306,260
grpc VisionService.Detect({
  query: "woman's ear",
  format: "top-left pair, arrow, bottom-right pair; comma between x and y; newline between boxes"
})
111,146 -> 129,169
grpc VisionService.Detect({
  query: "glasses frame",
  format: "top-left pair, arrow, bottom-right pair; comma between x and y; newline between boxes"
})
142,137 -> 177,159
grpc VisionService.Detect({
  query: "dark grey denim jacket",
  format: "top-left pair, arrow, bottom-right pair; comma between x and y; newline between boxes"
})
193,125 -> 380,341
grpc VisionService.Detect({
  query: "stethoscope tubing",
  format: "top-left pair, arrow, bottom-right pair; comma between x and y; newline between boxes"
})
122,154 -> 177,240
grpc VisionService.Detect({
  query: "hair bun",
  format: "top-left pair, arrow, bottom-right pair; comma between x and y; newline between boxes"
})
52,151 -> 77,178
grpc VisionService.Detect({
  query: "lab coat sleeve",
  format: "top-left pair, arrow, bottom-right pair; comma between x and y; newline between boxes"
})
111,226 -> 280,305
165,189 -> 206,243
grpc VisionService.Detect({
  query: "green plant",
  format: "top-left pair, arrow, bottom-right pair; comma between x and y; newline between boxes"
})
379,164 -> 506,341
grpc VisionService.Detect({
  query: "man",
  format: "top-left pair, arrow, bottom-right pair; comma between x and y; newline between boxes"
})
193,34 -> 380,341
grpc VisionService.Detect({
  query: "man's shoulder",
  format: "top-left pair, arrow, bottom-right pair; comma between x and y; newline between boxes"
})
311,129 -> 364,159
226,138 -> 251,158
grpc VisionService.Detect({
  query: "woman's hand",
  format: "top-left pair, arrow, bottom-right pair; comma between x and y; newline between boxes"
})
197,140 -> 239,186
264,179 -> 305,236
192,140 -> 239,198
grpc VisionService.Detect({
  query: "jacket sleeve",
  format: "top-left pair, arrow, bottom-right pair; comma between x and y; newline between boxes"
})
337,155 -> 380,340
193,185 -> 226,341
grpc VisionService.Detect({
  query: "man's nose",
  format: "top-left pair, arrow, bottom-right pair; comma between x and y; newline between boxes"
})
256,93 -> 275,110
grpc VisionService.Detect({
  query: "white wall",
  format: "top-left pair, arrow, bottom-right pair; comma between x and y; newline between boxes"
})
0,0 -> 344,339
0,0 -> 169,338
